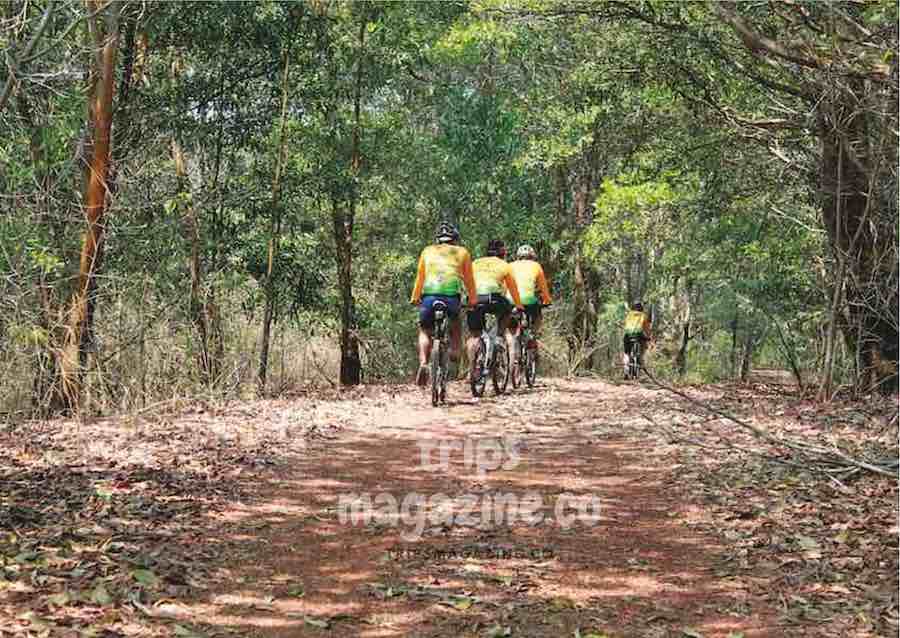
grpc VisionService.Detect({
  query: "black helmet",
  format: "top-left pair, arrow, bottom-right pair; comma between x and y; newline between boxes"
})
435,221 -> 459,244
486,239 -> 507,257
632,301 -> 644,312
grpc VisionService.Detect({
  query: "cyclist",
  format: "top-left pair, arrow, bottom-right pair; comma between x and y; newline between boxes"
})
466,239 -> 524,381
623,301 -> 652,376
508,244 -> 552,337
410,221 -> 478,387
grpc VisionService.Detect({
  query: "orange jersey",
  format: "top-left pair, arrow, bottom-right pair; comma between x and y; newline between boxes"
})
472,256 -> 523,307
509,259 -> 551,306
410,244 -> 477,306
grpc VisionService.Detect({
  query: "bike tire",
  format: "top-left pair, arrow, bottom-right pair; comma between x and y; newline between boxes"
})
431,339 -> 442,406
492,344 -> 509,395
511,337 -> 522,389
525,347 -> 537,387
439,343 -> 448,403
470,338 -> 487,398
629,341 -> 640,380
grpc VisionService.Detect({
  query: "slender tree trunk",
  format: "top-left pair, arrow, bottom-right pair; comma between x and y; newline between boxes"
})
331,14 -> 367,386
257,50 -> 292,394
740,331 -> 755,382
333,198 -> 361,385
570,136 -> 601,371
729,314 -> 739,379
172,139 -> 215,385
59,1 -> 120,413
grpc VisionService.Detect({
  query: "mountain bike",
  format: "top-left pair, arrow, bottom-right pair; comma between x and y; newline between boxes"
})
429,300 -> 450,406
511,309 -> 539,389
624,337 -> 641,380
470,312 -> 509,398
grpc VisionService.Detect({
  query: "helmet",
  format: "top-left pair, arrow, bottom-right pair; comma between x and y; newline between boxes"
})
632,301 -> 644,312
486,239 -> 507,257
516,244 -> 537,260
435,221 -> 459,244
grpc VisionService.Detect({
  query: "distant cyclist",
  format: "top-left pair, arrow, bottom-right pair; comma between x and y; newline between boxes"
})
410,221 -> 478,387
508,244 -> 552,338
623,301 -> 652,375
466,239 -> 524,380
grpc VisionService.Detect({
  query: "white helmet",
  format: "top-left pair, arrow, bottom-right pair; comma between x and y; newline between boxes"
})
516,244 -> 537,260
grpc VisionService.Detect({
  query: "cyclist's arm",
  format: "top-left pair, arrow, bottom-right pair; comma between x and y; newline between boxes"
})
536,266 -> 552,306
642,315 -> 652,339
460,253 -> 478,307
504,271 -> 524,309
410,253 -> 426,304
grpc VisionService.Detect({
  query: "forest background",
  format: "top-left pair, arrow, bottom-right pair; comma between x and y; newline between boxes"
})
1,0 -> 897,418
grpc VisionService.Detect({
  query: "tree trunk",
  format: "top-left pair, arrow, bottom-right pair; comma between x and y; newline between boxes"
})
570,133 -> 601,372
674,278 -> 692,376
172,139 -> 216,385
819,92 -> 899,395
330,13 -> 367,387
257,49 -> 292,394
333,198 -> 361,385
740,331 -> 755,382
59,1 -> 120,413
729,313 -> 739,379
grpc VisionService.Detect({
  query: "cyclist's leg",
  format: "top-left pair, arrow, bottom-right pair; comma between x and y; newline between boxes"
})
525,304 -> 542,345
443,296 -> 462,363
496,298 -> 516,362
417,296 -> 438,385
623,335 -> 632,377
466,302 -> 487,378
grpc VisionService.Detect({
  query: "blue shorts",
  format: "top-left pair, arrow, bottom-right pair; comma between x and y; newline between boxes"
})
419,295 -> 461,329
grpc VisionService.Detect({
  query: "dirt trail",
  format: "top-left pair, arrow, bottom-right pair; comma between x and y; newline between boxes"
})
176,379 -> 782,637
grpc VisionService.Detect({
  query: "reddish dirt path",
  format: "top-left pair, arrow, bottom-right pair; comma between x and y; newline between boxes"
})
178,379 -> 782,637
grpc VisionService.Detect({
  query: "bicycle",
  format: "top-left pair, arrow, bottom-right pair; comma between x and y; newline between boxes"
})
470,312 -> 509,398
429,300 -> 450,406
511,309 -> 539,389
624,337 -> 641,380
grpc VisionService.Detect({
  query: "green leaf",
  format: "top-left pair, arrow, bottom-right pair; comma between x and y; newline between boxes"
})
91,583 -> 112,605
48,591 -> 71,606
132,569 -> 158,587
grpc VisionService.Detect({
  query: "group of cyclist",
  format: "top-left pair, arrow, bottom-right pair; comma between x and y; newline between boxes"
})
409,221 -> 552,387
410,220 -> 654,387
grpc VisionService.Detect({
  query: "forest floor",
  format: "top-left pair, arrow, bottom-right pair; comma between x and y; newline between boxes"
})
1,376 -> 897,638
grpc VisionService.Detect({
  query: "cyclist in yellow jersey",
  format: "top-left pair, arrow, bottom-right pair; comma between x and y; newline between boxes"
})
466,239 -> 523,380
623,301 -> 652,375
508,244 -> 552,336
410,221 -> 478,386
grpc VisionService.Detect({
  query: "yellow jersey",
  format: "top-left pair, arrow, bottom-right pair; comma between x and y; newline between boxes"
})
624,310 -> 651,338
509,259 -> 552,306
472,256 -> 523,306
410,244 -> 477,306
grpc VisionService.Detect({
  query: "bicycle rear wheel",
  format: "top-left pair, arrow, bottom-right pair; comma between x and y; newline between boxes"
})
511,336 -> 523,389
525,347 -> 537,387
628,341 -> 640,380
470,338 -> 487,397
431,339 -> 443,406
492,344 -> 509,395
